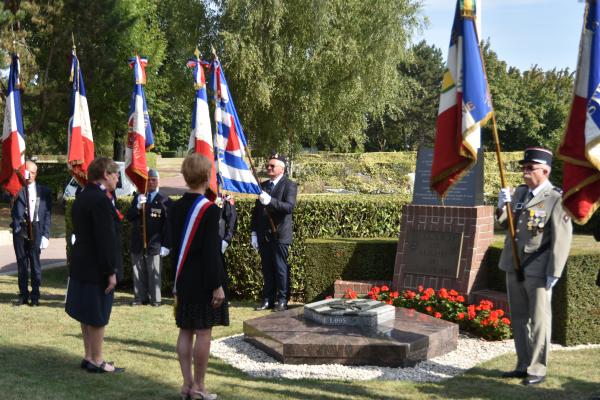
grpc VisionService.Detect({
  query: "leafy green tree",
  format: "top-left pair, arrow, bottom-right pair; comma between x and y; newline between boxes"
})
215,0 -> 424,158
481,42 -> 574,152
365,40 -> 444,151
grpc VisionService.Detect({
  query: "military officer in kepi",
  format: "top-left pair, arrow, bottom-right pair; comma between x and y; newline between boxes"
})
126,169 -> 172,307
496,147 -> 573,385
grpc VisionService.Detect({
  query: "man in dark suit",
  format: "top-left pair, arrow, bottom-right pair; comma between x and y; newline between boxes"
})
11,160 -> 52,306
126,169 -> 172,307
251,153 -> 297,312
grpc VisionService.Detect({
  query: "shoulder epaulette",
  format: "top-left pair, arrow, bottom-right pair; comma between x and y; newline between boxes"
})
552,186 -> 563,195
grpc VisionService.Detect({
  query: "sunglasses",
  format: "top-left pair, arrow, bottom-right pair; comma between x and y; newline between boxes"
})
266,164 -> 279,169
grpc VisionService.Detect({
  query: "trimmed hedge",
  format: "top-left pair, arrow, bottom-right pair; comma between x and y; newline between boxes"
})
301,237 -> 600,346
65,194 -> 408,299
484,242 -> 600,346
304,238 -> 397,301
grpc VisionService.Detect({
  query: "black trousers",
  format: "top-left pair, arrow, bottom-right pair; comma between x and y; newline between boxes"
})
258,241 -> 290,304
13,229 -> 42,302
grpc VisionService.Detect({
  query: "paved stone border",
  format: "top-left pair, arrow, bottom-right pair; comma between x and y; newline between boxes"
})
210,334 -> 600,382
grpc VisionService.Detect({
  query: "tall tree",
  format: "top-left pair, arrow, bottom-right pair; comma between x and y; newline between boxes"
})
481,42 -> 574,152
215,0 -> 424,157
365,40 -> 444,151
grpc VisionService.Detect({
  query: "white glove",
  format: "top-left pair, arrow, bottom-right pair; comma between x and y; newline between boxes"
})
497,187 -> 512,208
159,246 -> 170,257
251,232 -> 259,251
221,240 -> 229,254
259,191 -> 271,206
546,276 -> 559,290
136,194 -> 147,209
40,236 -> 49,250
71,234 -> 76,245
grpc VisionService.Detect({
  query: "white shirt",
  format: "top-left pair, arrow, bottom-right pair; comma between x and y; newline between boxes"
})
269,174 -> 284,190
27,183 -> 38,222
530,179 -> 551,199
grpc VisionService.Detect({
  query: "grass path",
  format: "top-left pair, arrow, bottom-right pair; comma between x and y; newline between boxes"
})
1,268 -> 599,400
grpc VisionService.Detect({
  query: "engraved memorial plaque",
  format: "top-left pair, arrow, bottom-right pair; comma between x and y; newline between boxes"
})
403,231 -> 464,278
412,147 -> 484,206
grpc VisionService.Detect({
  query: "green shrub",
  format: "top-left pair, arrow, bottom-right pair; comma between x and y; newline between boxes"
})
66,194 -> 407,299
303,238 -> 397,301
161,151 -> 177,158
36,162 -> 71,200
484,243 -> 600,346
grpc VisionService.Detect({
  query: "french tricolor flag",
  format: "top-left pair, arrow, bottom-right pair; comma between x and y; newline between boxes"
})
0,54 -> 26,197
430,1 -> 492,198
211,59 -> 261,195
187,52 -> 218,199
67,49 -> 95,186
125,55 -> 154,193
558,0 -> 600,224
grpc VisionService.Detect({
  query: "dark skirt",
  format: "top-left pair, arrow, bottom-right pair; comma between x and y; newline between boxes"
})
65,278 -> 114,327
175,295 -> 229,330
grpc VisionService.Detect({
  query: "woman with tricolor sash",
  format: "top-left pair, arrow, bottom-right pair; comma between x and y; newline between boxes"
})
169,153 -> 227,400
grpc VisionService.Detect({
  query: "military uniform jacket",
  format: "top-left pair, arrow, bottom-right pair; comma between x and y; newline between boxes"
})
251,175 -> 297,245
497,183 -> 572,278
127,191 -> 172,256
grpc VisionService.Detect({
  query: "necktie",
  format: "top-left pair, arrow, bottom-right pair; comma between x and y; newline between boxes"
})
266,181 -> 274,194
527,191 -> 534,202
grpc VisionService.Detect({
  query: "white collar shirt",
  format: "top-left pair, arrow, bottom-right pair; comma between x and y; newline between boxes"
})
27,183 -> 38,222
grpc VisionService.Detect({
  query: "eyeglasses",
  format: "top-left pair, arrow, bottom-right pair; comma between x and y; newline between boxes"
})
522,165 -> 544,172
266,164 -> 278,169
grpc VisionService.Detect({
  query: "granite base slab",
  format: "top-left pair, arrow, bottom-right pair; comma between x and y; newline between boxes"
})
244,307 -> 458,367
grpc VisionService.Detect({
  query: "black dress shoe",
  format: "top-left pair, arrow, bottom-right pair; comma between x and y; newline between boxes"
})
15,298 -> 29,306
86,361 -> 125,373
502,370 -> 528,378
30,300 -> 39,307
523,375 -> 545,385
151,302 -> 161,307
274,302 -> 288,312
254,301 -> 274,311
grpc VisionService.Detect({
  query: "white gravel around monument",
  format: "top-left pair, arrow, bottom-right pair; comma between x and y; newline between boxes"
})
210,334 -> 600,382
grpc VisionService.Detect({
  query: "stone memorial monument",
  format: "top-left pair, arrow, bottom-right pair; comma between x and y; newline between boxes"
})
392,147 -> 494,296
244,298 -> 458,367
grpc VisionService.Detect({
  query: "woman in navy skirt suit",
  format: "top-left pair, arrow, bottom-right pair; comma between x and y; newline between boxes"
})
65,157 -> 124,373
170,153 -> 227,400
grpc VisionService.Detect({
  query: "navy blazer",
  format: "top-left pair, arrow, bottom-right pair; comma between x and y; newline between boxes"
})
11,183 -> 52,245
70,184 -> 123,284
251,175 -> 297,245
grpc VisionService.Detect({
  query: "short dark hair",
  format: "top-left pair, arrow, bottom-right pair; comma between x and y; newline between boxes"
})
88,157 -> 119,182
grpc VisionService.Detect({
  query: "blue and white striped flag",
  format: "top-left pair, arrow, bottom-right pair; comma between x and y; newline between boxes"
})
211,59 -> 261,194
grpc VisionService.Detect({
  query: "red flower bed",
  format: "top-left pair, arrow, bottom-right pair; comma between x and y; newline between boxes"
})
356,285 -> 512,341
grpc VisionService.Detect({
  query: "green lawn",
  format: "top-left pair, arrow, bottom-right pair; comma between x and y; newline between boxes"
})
1,268 -> 599,400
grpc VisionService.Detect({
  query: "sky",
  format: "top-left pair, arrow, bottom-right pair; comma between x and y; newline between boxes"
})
419,0 -> 586,72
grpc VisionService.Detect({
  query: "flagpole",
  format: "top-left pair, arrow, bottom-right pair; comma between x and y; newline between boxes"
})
491,114 -> 523,281
210,46 -> 277,234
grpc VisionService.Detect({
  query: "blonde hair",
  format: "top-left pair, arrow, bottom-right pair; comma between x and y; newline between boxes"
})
181,153 -> 211,189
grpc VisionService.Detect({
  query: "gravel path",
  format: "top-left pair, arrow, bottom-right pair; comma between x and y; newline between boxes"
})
210,334 -> 600,382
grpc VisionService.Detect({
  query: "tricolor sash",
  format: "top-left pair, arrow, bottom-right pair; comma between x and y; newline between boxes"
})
174,195 -> 212,291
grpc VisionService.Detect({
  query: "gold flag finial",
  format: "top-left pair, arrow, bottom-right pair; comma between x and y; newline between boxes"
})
194,47 -> 201,59
461,0 -> 476,18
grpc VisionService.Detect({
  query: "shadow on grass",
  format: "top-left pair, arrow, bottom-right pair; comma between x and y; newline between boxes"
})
418,365 -> 600,400
0,344 -> 178,400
